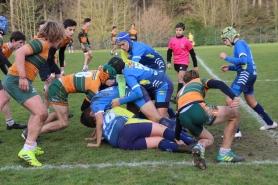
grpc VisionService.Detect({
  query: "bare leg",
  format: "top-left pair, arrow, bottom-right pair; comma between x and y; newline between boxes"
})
139,101 -> 162,122
22,95 -> 48,142
43,82 -> 50,110
145,122 -> 166,148
40,104 -> 69,134
157,107 -> 168,118
1,99 -> 12,119
0,89 -> 9,111
213,106 -> 239,148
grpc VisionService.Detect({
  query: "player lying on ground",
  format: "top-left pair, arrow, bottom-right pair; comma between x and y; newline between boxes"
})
81,106 -> 193,154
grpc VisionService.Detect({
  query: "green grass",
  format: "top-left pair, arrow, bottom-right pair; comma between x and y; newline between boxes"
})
1,44 -> 278,184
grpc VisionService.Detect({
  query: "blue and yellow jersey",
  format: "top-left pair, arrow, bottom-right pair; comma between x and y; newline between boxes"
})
8,38 -> 50,81
1,42 -> 13,58
226,39 -> 257,75
61,70 -> 101,102
91,86 -> 119,115
121,42 -> 166,73
177,78 -> 209,110
102,107 -> 151,148
79,26 -> 89,43
124,62 -> 168,91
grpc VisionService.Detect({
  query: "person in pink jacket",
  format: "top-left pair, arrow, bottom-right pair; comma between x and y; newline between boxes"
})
167,22 -> 198,101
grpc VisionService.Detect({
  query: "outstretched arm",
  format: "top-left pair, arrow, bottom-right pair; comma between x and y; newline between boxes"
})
87,113 -> 103,147
220,52 -> 247,65
207,79 -> 236,100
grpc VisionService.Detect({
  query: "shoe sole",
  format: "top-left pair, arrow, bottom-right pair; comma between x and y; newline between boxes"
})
192,148 -> 206,170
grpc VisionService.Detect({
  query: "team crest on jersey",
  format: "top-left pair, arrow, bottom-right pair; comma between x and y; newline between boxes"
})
158,90 -> 165,95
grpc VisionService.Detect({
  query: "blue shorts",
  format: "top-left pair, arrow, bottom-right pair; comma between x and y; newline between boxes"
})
148,78 -> 174,108
231,71 -> 256,96
39,61 -> 60,81
119,122 -> 152,150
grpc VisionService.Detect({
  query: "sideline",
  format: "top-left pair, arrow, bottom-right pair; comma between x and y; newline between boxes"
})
1,160 -> 278,171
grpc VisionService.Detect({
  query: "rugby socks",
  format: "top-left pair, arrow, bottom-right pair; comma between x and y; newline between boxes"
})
167,105 -> 176,119
158,139 -> 178,152
6,118 -> 14,126
196,143 -> 205,153
253,103 -> 273,125
163,128 -> 195,145
219,147 -> 231,156
177,83 -> 183,95
23,140 -> 36,151
163,128 -> 174,139
159,117 -> 175,129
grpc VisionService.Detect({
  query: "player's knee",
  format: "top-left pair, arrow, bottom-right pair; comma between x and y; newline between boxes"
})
228,108 -> 240,118
41,111 -> 49,122
59,120 -> 69,130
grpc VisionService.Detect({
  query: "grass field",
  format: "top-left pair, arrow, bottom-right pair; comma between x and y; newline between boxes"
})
1,43 -> 278,185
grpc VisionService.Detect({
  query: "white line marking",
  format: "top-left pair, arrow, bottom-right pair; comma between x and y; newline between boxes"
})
1,160 -> 278,171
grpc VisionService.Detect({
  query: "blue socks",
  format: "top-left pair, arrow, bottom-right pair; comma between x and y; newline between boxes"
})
158,139 -> 178,152
167,105 -> 176,119
159,117 -> 175,129
253,103 -> 273,125
163,128 -> 196,145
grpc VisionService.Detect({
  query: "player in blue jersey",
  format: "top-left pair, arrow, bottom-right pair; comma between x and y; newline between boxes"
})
88,85 -> 195,144
220,27 -> 277,136
81,106 -> 193,154
108,57 -> 174,118
116,32 -> 176,118
116,31 -> 166,72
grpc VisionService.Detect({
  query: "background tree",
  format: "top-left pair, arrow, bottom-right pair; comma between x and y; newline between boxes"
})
139,5 -> 172,46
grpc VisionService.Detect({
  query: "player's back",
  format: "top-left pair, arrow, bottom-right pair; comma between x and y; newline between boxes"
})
91,86 -> 119,114
130,42 -> 165,71
124,63 -> 167,90
102,107 -> 132,147
61,70 -> 100,94
234,39 -> 256,73
177,78 -> 209,109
